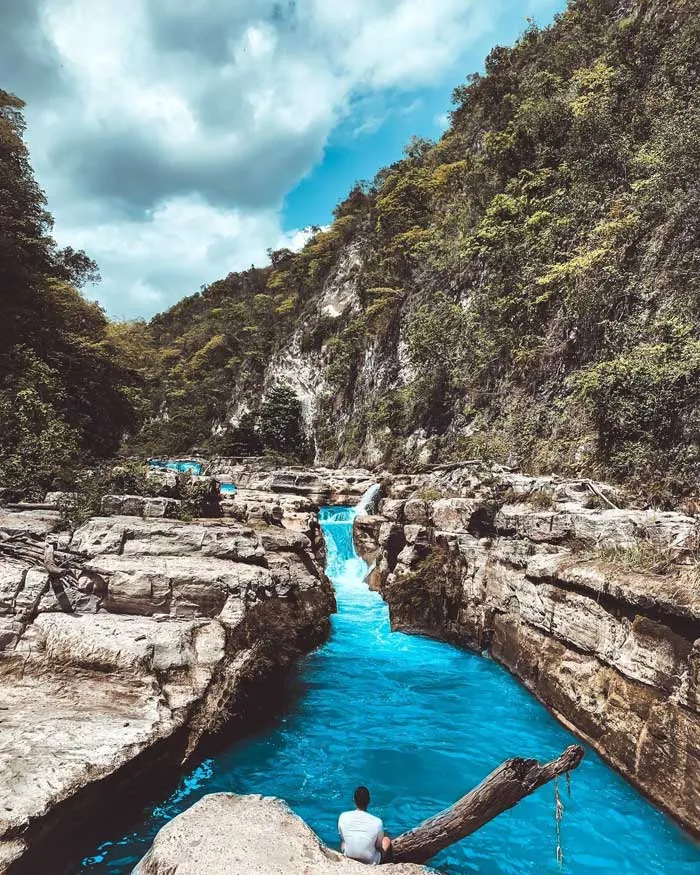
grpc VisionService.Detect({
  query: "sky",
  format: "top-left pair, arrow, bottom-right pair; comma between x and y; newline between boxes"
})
0,0 -> 567,321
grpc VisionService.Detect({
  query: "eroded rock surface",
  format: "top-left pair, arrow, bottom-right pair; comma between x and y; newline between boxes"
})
356,467 -> 700,836
206,463 -> 378,506
0,508 -> 335,875
133,794 -> 429,875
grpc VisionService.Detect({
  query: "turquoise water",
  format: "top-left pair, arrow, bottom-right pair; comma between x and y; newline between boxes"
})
147,459 -> 203,475
78,506 -> 700,874
219,482 -> 237,494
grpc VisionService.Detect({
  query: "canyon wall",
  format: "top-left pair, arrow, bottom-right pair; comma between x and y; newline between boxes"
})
354,466 -> 700,835
0,493 -> 336,875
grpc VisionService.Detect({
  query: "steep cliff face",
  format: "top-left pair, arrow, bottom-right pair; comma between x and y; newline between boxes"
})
130,0 -> 700,503
0,501 -> 335,875
353,466 -> 700,835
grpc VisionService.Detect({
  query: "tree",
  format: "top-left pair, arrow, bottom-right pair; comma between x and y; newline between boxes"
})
0,89 -> 54,359
258,383 -> 308,458
0,90 -> 140,495
0,348 -> 79,498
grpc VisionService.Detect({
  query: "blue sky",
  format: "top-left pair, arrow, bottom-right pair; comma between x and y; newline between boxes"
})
283,0 -> 567,233
1,0 -> 567,319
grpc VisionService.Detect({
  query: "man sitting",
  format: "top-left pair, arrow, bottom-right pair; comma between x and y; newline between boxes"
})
338,786 -> 392,865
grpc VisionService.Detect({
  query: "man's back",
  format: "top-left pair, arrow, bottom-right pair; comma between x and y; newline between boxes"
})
338,808 -> 384,864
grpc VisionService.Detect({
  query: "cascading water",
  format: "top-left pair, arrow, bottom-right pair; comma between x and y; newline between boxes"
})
355,483 -> 382,516
77,505 -> 700,874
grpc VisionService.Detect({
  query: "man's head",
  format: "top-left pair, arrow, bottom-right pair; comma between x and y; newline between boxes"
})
353,786 -> 370,810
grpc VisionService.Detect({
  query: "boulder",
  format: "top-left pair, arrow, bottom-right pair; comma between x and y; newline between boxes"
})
353,514 -> 383,563
133,794 -> 428,875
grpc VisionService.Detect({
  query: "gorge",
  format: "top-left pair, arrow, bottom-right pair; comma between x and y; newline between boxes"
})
67,480 -> 699,874
2,1 -> 700,872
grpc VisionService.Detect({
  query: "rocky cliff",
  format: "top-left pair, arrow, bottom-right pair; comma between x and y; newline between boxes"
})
0,497 -> 335,875
353,466 -> 700,835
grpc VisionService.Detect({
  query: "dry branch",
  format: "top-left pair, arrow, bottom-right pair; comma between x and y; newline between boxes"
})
392,744 -> 584,864
584,480 -> 620,510
0,534 -> 84,577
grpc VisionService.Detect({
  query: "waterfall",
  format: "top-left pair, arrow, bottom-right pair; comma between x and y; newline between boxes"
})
355,483 -> 381,516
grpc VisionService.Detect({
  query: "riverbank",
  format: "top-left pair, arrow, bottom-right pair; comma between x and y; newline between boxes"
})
0,498 -> 335,874
353,465 -> 700,837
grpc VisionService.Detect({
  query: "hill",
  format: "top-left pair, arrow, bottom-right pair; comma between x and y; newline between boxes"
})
118,0 -> 700,505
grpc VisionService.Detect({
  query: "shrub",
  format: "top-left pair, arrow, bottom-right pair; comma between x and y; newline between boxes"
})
180,477 -> 221,519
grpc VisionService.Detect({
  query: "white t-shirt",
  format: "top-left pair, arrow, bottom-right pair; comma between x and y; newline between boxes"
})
338,809 -> 384,865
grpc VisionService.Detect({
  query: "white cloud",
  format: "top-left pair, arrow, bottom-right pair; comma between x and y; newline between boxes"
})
54,197 -> 320,319
434,112 -> 451,131
1,0 -> 560,318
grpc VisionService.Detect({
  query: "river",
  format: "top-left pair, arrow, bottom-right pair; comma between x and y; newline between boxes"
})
77,505 -> 700,874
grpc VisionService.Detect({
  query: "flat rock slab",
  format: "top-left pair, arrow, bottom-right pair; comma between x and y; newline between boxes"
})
133,794 -> 430,875
0,662 -> 167,844
0,511 -> 61,538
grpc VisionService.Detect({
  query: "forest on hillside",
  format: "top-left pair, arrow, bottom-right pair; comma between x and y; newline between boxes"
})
0,89 -> 139,496
2,0 -> 700,505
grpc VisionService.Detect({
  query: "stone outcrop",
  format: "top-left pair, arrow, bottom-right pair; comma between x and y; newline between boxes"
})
133,794 -> 428,875
355,466 -> 700,836
205,463 -> 377,506
0,506 -> 335,875
100,494 -> 183,518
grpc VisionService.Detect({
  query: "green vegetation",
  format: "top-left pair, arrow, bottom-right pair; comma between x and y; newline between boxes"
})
4,1 -> 700,506
0,90 -> 138,498
258,383 -> 311,458
62,462 -> 222,525
596,539 -> 677,577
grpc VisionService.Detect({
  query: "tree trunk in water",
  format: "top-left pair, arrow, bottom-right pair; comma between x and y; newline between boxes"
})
392,744 -> 584,864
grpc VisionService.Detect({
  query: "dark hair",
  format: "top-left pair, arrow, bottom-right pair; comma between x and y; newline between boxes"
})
354,786 -> 370,810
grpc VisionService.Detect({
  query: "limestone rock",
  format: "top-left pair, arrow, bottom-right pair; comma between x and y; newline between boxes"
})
100,495 -> 182,518
353,514 -> 383,563
526,553 -> 700,623
359,466 -> 700,836
209,465 -> 378,506
0,506 -> 335,875
133,794 -> 429,875
0,510 -> 61,538
43,491 -> 77,507
431,498 -> 479,532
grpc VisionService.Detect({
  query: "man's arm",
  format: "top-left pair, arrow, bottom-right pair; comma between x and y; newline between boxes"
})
338,817 -> 345,853
374,821 -> 385,851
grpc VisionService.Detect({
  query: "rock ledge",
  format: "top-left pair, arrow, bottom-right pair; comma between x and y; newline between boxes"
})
134,794 -> 429,875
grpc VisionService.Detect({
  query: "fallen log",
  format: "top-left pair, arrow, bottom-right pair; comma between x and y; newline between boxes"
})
392,744 -> 584,864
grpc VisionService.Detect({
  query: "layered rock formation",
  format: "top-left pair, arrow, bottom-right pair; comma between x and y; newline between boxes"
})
354,467 -> 700,835
0,503 -> 335,875
133,794 -> 428,875
205,463 -> 377,506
